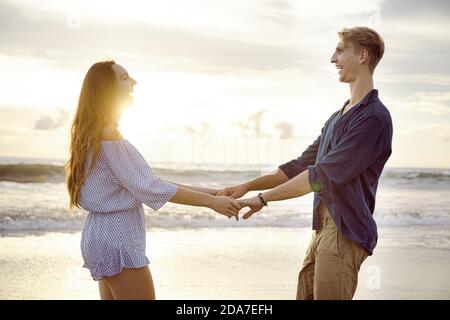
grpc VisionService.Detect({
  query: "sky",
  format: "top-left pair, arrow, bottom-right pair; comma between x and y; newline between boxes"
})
0,0 -> 449,168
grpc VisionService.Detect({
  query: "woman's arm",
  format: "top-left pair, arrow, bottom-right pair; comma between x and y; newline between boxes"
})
168,181 -> 218,195
169,186 -> 240,220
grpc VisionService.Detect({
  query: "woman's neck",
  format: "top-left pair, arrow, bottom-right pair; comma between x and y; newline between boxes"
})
102,122 -> 122,140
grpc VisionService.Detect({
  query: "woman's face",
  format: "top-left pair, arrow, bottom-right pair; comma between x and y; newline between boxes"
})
112,64 -> 137,107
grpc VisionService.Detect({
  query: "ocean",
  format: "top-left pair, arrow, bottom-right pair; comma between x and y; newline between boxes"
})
1,157 -> 450,238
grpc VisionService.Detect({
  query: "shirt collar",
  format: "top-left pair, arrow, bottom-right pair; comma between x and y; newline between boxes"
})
340,89 -> 379,114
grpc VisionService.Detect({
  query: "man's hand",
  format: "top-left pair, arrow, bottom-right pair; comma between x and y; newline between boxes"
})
216,184 -> 249,199
237,196 -> 264,219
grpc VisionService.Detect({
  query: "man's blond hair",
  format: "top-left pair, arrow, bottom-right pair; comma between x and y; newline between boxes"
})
338,27 -> 385,73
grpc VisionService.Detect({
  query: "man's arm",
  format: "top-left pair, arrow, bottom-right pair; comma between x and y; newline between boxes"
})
217,132 -> 323,198
238,114 -> 390,219
216,168 -> 289,198
246,169 -> 290,190
263,170 -> 312,201
237,170 -> 312,219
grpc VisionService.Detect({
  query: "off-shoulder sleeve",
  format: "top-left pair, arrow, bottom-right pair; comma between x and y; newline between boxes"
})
101,139 -> 178,211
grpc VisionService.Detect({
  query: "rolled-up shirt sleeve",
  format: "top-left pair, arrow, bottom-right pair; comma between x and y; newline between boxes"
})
308,115 -> 389,193
102,140 -> 178,211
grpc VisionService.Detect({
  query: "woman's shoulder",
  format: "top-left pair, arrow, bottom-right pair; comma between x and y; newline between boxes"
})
99,127 -> 147,167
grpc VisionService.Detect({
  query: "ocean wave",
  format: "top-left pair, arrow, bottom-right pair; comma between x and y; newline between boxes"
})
0,164 -> 66,183
1,210 -> 449,235
1,161 -> 449,184
0,161 -> 262,183
382,170 -> 450,181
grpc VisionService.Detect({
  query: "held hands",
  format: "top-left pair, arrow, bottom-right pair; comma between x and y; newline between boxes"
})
216,184 -> 249,199
210,196 -> 241,221
237,196 -> 264,219
213,184 -> 267,220
210,195 -> 264,220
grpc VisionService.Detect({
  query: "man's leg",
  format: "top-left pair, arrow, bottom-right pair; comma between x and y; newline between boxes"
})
296,232 -> 317,300
313,225 -> 368,300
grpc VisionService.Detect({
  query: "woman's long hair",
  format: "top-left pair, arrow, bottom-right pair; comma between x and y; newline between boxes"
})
65,60 -> 119,211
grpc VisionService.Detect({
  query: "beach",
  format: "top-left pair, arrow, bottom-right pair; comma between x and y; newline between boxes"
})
1,226 -> 449,300
1,162 -> 449,299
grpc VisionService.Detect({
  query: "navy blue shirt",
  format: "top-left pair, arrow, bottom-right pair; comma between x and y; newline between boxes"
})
279,89 -> 393,255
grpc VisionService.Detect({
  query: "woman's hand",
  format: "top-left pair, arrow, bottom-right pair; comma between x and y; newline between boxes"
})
209,196 -> 242,220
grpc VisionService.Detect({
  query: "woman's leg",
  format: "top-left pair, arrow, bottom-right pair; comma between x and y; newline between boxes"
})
98,280 -> 114,300
103,266 -> 156,300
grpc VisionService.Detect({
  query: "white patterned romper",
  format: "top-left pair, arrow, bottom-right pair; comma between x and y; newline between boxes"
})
78,139 -> 178,280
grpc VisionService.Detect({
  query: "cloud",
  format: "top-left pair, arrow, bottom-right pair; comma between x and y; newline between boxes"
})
266,0 -> 293,10
0,1 -> 306,73
381,0 -> 450,19
379,73 -> 450,86
257,1 -> 297,28
411,123 -> 450,144
34,108 -> 69,130
3,0 -> 448,79
392,91 -> 450,116
314,0 -> 450,78
275,121 -> 293,139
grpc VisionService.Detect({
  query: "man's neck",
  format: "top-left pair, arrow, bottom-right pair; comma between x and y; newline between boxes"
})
346,74 -> 374,112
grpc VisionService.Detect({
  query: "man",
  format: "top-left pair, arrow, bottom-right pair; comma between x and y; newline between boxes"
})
220,27 -> 393,300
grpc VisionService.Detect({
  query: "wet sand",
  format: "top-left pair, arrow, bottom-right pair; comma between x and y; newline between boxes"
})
0,227 -> 449,299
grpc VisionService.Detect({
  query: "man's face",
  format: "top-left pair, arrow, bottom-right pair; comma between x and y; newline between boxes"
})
330,41 -> 361,83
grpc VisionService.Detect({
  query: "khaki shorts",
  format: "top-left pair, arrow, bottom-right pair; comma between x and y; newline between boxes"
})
297,210 -> 369,300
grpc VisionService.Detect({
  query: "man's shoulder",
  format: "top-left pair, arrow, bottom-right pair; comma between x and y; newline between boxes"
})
363,97 -> 392,127
326,109 -> 342,123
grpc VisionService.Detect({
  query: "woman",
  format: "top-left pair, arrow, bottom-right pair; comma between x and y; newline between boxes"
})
65,61 -> 241,300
